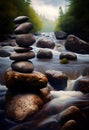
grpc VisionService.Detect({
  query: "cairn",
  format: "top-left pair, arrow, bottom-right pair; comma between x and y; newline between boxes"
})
5,16 -> 49,122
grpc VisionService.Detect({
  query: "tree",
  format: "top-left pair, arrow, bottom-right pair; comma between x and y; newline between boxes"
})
55,0 -> 89,41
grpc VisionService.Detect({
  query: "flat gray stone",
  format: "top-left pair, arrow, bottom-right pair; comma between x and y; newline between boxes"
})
11,61 -> 34,73
10,51 -> 35,61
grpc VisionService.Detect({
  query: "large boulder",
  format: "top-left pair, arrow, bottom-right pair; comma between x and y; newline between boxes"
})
55,30 -> 67,40
37,49 -> 53,59
45,70 -> 68,90
73,76 -> 89,93
6,91 -> 44,122
65,35 -> 89,54
36,38 -> 55,49
5,69 -> 48,91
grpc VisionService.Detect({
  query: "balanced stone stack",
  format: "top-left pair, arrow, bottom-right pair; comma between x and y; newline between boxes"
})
5,16 -> 49,122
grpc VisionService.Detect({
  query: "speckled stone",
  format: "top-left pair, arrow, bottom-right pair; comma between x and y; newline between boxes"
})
16,34 -> 36,47
10,51 -> 35,61
6,91 -> 44,122
5,69 -> 48,91
11,61 -> 34,73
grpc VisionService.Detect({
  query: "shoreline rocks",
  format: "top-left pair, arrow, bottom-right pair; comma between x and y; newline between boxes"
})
65,35 -> 89,54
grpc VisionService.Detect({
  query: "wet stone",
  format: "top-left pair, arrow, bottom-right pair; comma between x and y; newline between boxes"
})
60,52 -> 77,60
11,61 -> 34,73
16,34 -> 36,47
14,46 -> 33,53
10,51 -> 35,61
14,22 -> 33,34
37,49 -> 53,59
14,16 -> 29,24
5,69 -> 48,90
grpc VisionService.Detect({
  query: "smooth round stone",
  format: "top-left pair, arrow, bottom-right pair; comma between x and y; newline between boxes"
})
10,51 -> 35,61
11,61 -> 34,73
37,49 -> 53,59
14,22 -> 33,34
16,34 -> 36,47
36,38 -> 55,49
14,16 -> 29,24
60,52 -> 77,60
14,46 -> 33,53
5,69 -> 48,91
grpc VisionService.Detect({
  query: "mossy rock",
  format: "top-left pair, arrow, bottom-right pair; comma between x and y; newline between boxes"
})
60,58 -> 69,64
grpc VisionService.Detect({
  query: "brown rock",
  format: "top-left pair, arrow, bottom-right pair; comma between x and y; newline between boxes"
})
5,69 -> 48,91
16,34 -> 36,47
60,120 -> 78,130
73,76 -> 89,93
10,51 -> 35,61
37,49 -> 53,59
65,35 -> 89,54
14,46 -> 33,53
59,106 -> 86,125
6,91 -> 44,122
45,70 -> 68,90
60,52 -> 77,60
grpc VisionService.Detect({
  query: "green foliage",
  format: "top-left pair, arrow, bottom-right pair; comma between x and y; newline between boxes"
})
0,0 -> 43,39
55,0 -> 89,40
40,15 -> 55,32
27,6 -> 43,33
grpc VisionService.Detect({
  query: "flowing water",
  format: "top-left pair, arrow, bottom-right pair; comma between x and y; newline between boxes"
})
0,32 -> 89,129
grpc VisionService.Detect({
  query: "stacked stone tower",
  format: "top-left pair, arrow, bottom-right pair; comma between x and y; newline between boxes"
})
5,16 -> 49,122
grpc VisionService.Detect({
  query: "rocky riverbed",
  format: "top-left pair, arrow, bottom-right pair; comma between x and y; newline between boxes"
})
0,31 -> 89,130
